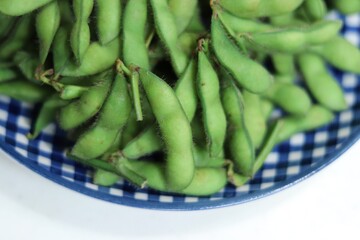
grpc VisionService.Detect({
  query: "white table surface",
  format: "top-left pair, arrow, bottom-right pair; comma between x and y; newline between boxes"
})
1,140 -> 359,240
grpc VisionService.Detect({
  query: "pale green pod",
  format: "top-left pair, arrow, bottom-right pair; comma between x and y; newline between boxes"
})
123,0 -> 150,69
0,15 -> 33,60
265,80 -> 312,116
115,158 -> 227,196
93,169 -> 120,187
243,90 -> 268,149
330,0 -> 360,15
298,53 -> 347,111
71,73 -> 131,160
197,49 -> 227,157
62,38 -> 120,77
0,0 -> 53,16
70,0 -> 94,63
211,15 -> 273,94
58,73 -> 112,130
137,67 -> 195,191
96,0 -> 122,45
169,0 -> 197,34
36,1 -> 61,64
276,105 -> 334,143
0,68 -> 17,82
301,0 -> 327,20
150,0 -> 188,76
310,36 -> 360,74
219,0 -> 304,18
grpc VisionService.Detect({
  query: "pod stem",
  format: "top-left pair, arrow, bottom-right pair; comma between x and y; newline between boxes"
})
116,60 -> 143,121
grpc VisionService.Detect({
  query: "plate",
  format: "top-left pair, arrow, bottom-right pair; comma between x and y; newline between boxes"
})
0,13 -> 359,210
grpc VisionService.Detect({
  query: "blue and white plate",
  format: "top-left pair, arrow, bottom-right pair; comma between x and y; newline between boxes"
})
0,13 -> 359,210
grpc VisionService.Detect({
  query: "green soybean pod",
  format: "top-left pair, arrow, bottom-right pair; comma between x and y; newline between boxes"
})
28,95 -> 68,139
330,0 -> 360,15
253,120 -> 283,174
150,0 -> 188,76
62,37 -> 120,77
301,0 -> 327,20
169,0 -> 197,34
58,0 -> 74,24
0,80 -> 52,103
60,85 -> 89,100
242,90 -> 268,149
13,52 -> 39,82
219,0 -> 304,18
197,47 -> 227,157
177,32 -> 199,57
137,67 -> 195,191
218,10 -> 273,34
0,68 -> 17,82
265,80 -> 312,116
310,36 -> 360,74
276,105 -> 334,144
271,54 -> 296,78
221,78 -> 255,176
185,3 -> 206,33
260,98 -> 274,120
193,145 -> 225,168
123,0 -> 149,69
58,73 -> 112,130
36,1 -> 61,64
305,20 -> 342,45
298,53 -> 347,112
96,0 -> 122,45
71,72 -> 132,160
93,169 -> 120,187
122,127 -> 163,159
0,13 -> 16,39
0,0 -> 53,16
211,14 -> 272,94
52,26 -> 72,75
115,158 -> 227,196
174,59 -> 198,121
0,15 -> 33,60
70,0 -> 94,63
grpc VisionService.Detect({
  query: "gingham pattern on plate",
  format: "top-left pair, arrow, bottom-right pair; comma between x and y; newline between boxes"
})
0,13 -> 360,210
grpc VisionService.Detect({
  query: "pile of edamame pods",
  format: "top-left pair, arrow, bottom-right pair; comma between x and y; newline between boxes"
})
0,0 -> 360,196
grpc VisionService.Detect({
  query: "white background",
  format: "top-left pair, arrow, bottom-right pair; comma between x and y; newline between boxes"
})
1,140 -> 359,240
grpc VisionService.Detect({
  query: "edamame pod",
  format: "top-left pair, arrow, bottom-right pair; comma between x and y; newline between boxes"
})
62,37 -> 120,77
169,0 -> 197,34
193,145 -> 225,168
197,44 -> 227,157
253,121 -> 283,174
93,169 -> 120,187
243,90 -> 268,148
276,105 -> 334,143
0,80 -> 52,103
71,72 -> 131,159
329,0 -> 360,15
0,15 -> 33,60
150,0 -> 188,76
310,36 -> 360,74
0,0 -> 53,16
137,66 -> 195,191
58,72 -> 112,130
0,13 -> 15,39
211,14 -> 272,94
122,127 -> 162,159
96,0 -> 122,45
265,80 -> 312,116
36,1 -> 61,64
301,0 -> 327,21
115,158 -> 227,196
298,53 -> 347,111
0,68 -> 17,82
53,26 -> 72,75
123,0 -> 150,69
13,52 -> 39,82
221,78 -> 255,177
70,0 -> 94,63
219,0 -> 304,18
28,95 -> 68,139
